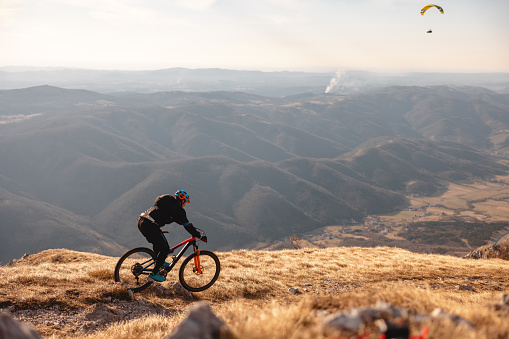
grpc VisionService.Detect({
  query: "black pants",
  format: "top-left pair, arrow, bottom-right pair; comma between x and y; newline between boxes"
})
137,217 -> 170,274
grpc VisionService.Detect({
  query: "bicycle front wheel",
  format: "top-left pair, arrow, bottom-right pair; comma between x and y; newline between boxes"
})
179,250 -> 220,292
114,247 -> 155,293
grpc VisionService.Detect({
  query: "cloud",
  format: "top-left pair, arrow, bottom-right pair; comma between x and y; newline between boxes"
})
170,0 -> 217,11
43,0 -> 204,28
0,0 -> 24,27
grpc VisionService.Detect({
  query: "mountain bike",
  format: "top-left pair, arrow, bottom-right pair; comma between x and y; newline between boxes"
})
114,229 -> 220,293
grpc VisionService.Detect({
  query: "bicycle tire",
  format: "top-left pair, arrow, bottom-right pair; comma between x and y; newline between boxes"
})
179,250 -> 220,292
114,247 -> 155,293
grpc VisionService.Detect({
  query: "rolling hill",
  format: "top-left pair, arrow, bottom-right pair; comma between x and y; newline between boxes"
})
0,85 -> 508,263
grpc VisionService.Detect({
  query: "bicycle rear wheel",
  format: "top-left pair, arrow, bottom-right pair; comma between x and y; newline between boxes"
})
114,247 -> 155,292
179,250 -> 220,292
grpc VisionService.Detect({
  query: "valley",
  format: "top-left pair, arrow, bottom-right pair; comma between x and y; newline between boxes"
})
273,173 -> 509,256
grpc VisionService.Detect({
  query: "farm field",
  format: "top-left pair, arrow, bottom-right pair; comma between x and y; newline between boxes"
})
382,174 -> 509,223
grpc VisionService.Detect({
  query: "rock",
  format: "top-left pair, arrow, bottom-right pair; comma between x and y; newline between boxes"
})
163,302 -> 232,339
431,308 -> 474,328
494,293 -> 509,311
323,302 -> 415,333
136,299 -> 154,308
288,287 -> 301,294
167,282 -> 193,297
457,285 -> 475,291
84,304 -> 118,323
324,301 -> 411,332
151,284 -> 167,295
463,244 -> 509,260
0,312 -> 42,339
323,310 -> 363,331
151,282 -> 192,298
371,301 -> 410,319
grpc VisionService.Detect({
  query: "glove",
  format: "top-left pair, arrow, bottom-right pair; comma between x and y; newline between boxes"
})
184,223 -> 201,238
200,235 -> 208,243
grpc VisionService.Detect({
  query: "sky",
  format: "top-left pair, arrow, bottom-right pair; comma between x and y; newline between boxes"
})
1,0 -> 508,73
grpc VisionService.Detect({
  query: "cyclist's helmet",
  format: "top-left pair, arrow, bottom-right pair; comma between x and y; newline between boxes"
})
175,189 -> 190,207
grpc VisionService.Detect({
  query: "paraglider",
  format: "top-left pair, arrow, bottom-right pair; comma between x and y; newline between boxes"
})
421,4 -> 443,33
420,4 -> 444,15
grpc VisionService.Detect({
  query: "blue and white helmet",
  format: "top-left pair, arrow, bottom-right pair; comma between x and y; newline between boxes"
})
175,189 -> 190,206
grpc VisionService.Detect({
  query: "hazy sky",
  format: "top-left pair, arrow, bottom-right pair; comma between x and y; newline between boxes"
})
1,0 -> 508,72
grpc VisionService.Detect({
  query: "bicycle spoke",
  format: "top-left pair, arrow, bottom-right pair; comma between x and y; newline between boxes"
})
114,247 -> 156,292
179,251 -> 220,292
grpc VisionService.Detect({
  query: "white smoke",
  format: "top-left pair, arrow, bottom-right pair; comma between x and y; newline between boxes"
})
325,72 -> 342,93
324,70 -> 375,94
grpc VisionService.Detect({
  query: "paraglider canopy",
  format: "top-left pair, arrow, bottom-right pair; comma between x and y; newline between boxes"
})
421,4 -> 443,33
421,4 -> 444,15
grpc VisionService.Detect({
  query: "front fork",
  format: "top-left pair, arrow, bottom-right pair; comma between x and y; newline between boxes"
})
193,245 -> 202,274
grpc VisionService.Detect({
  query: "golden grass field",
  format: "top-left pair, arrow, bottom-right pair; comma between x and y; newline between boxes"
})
1,246 -> 508,339
380,174 -> 509,223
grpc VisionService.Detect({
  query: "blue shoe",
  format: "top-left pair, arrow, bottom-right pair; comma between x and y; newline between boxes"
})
148,272 -> 165,282
163,262 -> 171,269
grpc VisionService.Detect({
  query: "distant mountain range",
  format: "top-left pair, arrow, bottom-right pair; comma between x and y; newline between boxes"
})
1,67 -> 509,96
1,84 -> 508,263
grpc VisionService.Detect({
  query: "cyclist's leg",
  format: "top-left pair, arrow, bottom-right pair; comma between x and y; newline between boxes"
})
138,218 -> 170,274
152,231 -> 170,273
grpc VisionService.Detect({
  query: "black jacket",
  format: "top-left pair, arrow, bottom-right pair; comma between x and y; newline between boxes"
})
147,195 -> 190,227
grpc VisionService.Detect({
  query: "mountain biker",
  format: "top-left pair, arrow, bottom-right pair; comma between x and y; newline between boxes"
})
138,189 -> 207,282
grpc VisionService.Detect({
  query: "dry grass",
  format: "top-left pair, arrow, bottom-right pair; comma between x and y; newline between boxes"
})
73,316 -> 184,339
1,247 -> 508,339
0,250 -> 131,311
380,174 -> 509,223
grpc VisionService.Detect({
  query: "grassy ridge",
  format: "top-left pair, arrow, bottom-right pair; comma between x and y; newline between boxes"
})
1,247 -> 508,338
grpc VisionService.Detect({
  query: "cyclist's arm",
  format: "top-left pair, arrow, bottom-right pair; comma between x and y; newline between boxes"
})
168,196 -> 205,240
183,222 -> 201,238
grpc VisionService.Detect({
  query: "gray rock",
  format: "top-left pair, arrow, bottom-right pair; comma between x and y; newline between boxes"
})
167,282 -> 193,297
323,310 -> 363,331
0,312 -> 41,339
431,308 -> 474,328
324,301 -> 412,332
457,285 -> 475,291
163,302 -> 231,339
